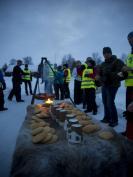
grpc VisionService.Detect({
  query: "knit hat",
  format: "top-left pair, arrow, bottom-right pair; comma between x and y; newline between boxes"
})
127,31 -> 133,39
63,64 -> 68,68
57,65 -> 62,70
103,47 -> 112,54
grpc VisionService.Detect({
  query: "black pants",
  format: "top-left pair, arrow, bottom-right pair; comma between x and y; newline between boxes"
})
8,79 -> 21,101
63,82 -> 70,98
54,83 -> 64,100
74,80 -> 82,104
0,89 -> 4,109
85,88 -> 97,113
82,89 -> 87,109
24,80 -> 32,95
126,86 -> 133,109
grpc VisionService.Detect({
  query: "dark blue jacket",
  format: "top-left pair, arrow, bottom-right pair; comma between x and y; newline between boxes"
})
54,70 -> 64,85
0,70 -> 6,90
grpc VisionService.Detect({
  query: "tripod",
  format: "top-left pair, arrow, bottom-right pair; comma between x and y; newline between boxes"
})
42,57 -> 75,106
31,57 -> 75,106
31,58 -> 43,104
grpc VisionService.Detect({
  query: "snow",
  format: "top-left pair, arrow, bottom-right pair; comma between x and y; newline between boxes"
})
0,77 -> 127,177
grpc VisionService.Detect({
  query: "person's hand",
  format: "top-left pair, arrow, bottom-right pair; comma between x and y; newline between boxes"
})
127,102 -> 133,112
117,72 -> 123,77
122,66 -> 130,72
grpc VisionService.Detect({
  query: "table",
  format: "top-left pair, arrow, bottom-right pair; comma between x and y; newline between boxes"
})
10,105 -> 133,177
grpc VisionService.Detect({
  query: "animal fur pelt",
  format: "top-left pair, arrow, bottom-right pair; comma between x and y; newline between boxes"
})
10,106 -> 133,177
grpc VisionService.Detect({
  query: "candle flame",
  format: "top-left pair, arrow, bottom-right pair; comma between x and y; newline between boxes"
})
45,98 -> 53,104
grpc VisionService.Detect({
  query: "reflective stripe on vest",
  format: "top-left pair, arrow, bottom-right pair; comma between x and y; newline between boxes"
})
23,69 -> 31,80
125,54 -> 133,87
65,68 -> 71,83
81,68 -> 96,89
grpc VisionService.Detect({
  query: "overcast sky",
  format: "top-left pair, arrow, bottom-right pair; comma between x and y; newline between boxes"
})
0,0 -> 133,66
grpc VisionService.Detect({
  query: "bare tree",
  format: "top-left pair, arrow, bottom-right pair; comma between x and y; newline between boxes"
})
61,54 -> 75,71
92,52 -> 102,64
9,58 -> 16,65
23,56 -> 33,65
62,55 -> 67,65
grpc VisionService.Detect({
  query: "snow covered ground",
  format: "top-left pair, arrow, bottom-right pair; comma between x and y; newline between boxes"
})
0,77 -> 127,177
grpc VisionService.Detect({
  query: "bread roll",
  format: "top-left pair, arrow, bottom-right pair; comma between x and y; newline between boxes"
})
34,108 -> 41,114
98,131 -> 114,140
32,127 -> 44,136
36,112 -> 49,118
47,134 -> 58,144
43,126 -> 51,133
41,133 -> 53,143
31,121 -> 47,129
32,131 -> 48,143
83,124 -> 100,134
79,120 -> 93,126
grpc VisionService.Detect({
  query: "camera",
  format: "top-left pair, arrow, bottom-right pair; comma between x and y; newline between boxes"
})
41,57 -> 47,60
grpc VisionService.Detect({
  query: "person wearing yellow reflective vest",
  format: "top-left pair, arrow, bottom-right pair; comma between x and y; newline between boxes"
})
121,31 -> 133,139
80,62 -> 89,109
23,64 -> 32,95
81,59 -> 97,115
121,32 -> 133,109
63,64 -> 71,98
125,54 -> 133,107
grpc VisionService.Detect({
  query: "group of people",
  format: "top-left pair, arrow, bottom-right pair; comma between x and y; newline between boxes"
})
0,31 -> 133,140
8,61 -> 33,103
0,60 -> 33,111
72,31 -> 133,139
38,60 -> 72,100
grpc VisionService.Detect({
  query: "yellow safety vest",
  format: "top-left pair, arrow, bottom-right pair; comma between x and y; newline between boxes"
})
23,69 -> 31,81
81,68 -> 96,89
83,63 -> 88,69
64,68 -> 71,83
49,65 -> 55,78
125,54 -> 133,87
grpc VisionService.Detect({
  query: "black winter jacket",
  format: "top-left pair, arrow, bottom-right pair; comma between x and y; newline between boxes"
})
99,55 -> 125,87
